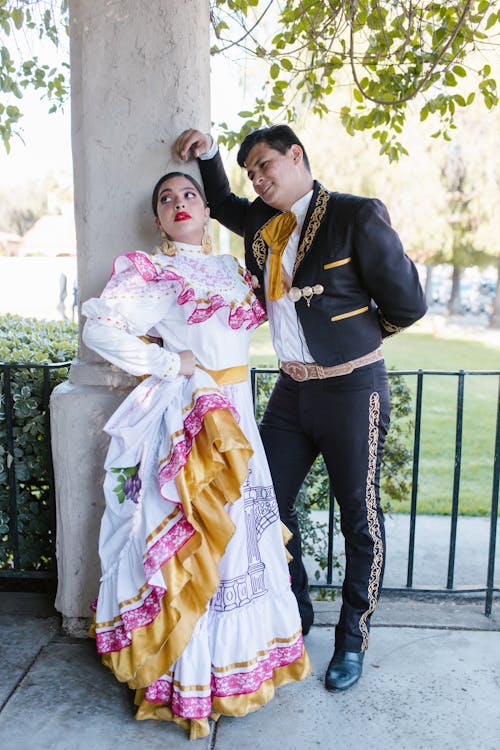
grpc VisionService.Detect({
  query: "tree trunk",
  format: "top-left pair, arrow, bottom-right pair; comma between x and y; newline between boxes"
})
489,255 -> 500,328
448,265 -> 462,315
424,265 -> 434,306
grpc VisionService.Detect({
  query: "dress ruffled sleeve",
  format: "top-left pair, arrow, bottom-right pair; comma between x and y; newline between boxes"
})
82,252 -> 181,380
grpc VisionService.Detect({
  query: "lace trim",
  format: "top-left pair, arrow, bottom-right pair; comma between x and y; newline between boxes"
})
158,391 -> 239,491
116,252 -> 265,330
143,637 -> 304,719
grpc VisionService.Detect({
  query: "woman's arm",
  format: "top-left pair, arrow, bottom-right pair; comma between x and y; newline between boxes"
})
81,254 -> 196,379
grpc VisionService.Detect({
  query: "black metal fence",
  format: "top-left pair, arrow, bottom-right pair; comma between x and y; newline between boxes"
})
0,361 -> 71,584
1,363 -> 498,616
251,368 -> 499,616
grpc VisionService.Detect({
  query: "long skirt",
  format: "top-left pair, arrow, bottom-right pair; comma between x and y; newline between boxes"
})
91,370 -> 311,739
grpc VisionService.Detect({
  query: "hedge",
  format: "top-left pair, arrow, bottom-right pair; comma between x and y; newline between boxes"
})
0,314 -> 77,573
1,314 -> 414,590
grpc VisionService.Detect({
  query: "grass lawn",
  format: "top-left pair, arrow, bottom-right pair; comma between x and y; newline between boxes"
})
250,320 -> 500,516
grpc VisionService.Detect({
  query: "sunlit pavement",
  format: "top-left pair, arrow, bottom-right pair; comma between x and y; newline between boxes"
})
0,586 -> 498,750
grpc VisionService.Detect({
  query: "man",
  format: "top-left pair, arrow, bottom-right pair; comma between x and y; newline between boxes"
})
176,126 -> 427,691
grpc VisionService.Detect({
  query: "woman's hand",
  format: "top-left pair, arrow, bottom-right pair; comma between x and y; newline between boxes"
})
176,129 -> 212,162
178,349 -> 196,376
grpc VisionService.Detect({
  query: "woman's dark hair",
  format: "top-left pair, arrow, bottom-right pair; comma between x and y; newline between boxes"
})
236,125 -> 311,172
151,171 -> 207,217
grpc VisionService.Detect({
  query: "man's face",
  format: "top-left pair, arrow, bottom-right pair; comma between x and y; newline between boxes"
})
244,141 -> 304,211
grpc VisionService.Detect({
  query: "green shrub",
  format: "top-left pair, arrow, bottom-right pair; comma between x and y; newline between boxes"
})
1,314 -> 413,585
252,368 -> 414,592
0,314 -> 77,572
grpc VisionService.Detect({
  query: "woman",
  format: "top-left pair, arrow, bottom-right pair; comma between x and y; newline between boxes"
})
82,172 -> 311,740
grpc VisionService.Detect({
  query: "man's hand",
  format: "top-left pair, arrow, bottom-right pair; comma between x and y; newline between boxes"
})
176,129 -> 212,161
178,349 -> 196,376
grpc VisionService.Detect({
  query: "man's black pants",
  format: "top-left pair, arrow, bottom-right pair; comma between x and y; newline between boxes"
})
260,360 -> 390,652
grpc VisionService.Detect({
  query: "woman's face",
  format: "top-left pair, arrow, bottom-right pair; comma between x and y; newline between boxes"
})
155,175 -> 209,245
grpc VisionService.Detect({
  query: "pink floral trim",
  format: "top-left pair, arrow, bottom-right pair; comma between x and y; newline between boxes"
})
212,639 -> 304,697
146,679 -> 212,718
112,252 -> 263,330
111,252 -> 158,282
96,585 -> 165,653
95,518 -> 196,654
143,515 -> 195,580
158,391 -> 238,490
229,299 -> 266,329
143,637 -> 304,719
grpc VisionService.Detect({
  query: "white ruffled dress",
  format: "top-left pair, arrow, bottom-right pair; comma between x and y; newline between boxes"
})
82,244 -> 310,740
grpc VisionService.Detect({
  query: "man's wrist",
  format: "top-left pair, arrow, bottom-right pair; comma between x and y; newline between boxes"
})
199,135 -> 218,160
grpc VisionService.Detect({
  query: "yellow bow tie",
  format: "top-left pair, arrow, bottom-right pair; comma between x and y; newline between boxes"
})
261,211 -> 297,301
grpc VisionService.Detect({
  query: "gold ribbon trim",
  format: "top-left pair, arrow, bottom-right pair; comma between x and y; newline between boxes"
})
331,305 -> 369,322
99,407 -> 252,689
324,257 -> 351,270
134,647 -> 311,740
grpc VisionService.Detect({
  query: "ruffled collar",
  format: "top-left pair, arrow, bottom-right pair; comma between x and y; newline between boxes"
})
172,242 -> 209,258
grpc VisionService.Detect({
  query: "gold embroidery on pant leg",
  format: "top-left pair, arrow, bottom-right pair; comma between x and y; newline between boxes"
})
358,391 -> 384,652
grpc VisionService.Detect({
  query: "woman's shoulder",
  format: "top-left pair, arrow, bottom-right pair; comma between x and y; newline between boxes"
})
218,253 -> 244,271
111,250 -> 159,281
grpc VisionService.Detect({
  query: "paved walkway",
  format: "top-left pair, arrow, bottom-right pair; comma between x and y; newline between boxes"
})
0,591 -> 498,750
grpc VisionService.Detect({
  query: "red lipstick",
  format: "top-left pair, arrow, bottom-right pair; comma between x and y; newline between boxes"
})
175,211 -> 191,221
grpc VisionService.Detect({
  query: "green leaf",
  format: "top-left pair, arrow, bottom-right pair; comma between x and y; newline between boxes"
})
270,63 -> 280,80
353,87 -> 364,103
485,13 -> 498,30
11,8 -> 24,30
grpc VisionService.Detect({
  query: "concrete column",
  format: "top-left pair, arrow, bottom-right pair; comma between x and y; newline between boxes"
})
51,0 -> 210,635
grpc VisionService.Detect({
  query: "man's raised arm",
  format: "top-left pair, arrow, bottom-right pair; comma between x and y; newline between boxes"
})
175,128 -> 250,238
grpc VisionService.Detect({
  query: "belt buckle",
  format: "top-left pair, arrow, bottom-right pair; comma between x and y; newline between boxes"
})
286,362 -> 309,382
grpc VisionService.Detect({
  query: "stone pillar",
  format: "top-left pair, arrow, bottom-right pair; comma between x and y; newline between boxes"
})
51,0 -> 210,635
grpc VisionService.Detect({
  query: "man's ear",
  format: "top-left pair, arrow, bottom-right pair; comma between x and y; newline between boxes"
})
290,144 -> 303,164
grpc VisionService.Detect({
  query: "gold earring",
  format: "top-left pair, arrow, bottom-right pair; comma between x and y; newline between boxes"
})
160,228 -> 177,257
201,223 -> 212,255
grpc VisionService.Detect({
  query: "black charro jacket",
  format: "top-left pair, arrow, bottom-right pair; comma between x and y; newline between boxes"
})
199,152 -> 427,367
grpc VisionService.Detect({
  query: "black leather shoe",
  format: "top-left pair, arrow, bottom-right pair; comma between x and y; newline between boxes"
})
324,650 -> 364,691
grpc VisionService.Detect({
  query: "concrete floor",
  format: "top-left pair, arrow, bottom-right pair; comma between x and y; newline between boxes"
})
0,592 -> 498,750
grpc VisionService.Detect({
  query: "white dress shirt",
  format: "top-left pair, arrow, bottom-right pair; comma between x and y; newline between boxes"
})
201,141 -> 315,363
264,190 -> 315,363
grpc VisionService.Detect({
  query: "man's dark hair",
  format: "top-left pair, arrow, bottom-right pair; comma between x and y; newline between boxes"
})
236,124 -> 311,172
151,171 -> 207,217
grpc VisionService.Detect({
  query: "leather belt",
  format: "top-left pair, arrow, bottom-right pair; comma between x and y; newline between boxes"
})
280,348 -> 383,382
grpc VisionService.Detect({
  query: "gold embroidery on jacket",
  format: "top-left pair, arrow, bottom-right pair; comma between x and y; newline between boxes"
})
324,257 -> 351,270
331,306 -> 369,322
358,391 -> 384,652
252,214 -> 280,270
293,185 -> 330,277
379,312 -> 404,335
